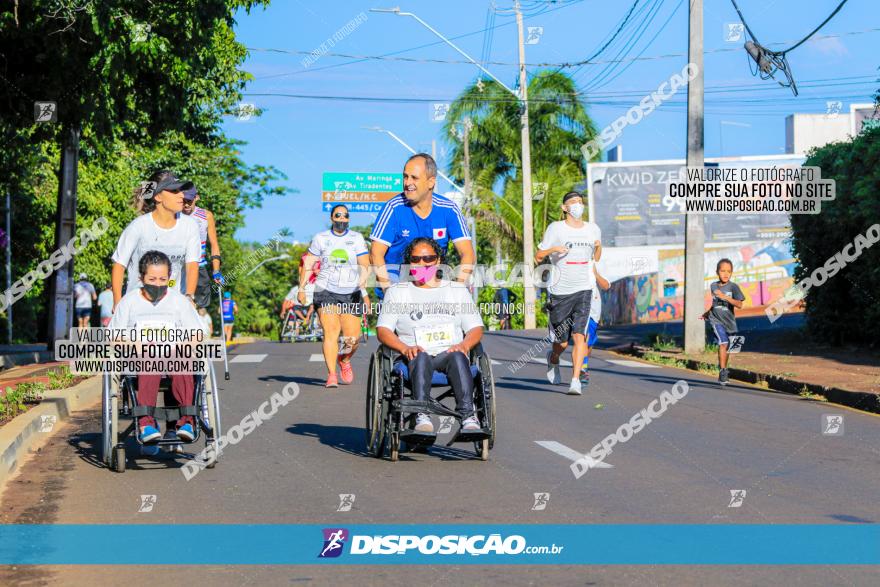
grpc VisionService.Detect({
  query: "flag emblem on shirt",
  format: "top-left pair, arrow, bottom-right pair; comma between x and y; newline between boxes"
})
433,228 -> 445,239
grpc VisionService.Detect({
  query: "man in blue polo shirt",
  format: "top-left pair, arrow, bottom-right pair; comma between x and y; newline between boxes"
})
370,153 -> 474,291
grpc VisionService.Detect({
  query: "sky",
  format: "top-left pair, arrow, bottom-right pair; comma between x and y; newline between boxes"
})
225,0 -> 879,243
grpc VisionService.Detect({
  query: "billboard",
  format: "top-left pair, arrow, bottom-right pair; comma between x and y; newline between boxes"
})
586,155 -> 802,247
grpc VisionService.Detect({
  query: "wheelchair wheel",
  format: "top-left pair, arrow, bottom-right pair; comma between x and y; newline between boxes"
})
101,373 -> 113,467
113,445 -> 126,473
477,353 -> 497,450
389,432 -> 400,462
476,438 -> 489,461
365,352 -> 386,458
205,363 -> 222,468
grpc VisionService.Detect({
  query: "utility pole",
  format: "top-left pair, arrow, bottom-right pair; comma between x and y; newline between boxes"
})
515,1 -> 537,329
370,5 -> 537,328
47,126 -> 80,346
684,0 -> 705,353
4,193 -> 11,344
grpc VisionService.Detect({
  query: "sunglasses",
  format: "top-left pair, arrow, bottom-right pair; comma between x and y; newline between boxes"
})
409,255 -> 439,263
333,213 -> 350,219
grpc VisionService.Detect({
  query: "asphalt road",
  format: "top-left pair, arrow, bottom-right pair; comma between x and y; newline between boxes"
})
1,328 -> 878,586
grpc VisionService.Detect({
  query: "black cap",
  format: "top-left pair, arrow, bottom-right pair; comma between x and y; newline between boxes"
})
182,186 -> 198,200
143,174 -> 194,199
562,191 -> 583,204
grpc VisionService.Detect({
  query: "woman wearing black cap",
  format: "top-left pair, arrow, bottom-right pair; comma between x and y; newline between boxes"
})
110,170 -> 202,312
534,191 -> 602,396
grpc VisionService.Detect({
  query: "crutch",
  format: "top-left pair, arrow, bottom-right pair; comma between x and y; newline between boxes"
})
217,284 -> 231,380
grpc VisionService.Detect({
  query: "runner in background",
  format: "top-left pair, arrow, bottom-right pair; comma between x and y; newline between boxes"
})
73,273 -> 96,328
111,171 -> 199,310
301,204 -> 370,387
700,258 -> 746,386
580,265 -> 610,385
97,283 -> 114,327
535,191 -> 602,396
222,291 -> 238,343
493,287 -> 518,330
181,185 -> 223,308
369,153 -> 474,295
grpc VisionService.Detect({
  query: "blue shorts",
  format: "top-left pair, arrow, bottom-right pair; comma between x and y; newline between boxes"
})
587,318 -> 598,347
75,308 -> 91,319
710,322 -> 730,345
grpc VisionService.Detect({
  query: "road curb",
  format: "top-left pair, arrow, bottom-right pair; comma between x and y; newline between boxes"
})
614,344 -> 880,415
0,350 -> 54,370
0,376 -> 101,491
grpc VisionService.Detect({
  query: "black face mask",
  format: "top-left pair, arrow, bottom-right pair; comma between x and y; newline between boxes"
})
332,221 -> 348,233
143,284 -> 168,305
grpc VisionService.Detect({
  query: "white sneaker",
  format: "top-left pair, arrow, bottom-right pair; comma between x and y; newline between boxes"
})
546,350 -> 561,384
567,378 -> 582,395
414,413 -> 434,433
461,415 -> 481,431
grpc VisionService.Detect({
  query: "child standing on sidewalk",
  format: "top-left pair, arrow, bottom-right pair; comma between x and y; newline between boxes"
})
701,258 -> 745,386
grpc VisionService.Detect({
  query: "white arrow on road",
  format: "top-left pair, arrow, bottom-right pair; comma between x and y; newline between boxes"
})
535,440 -> 613,469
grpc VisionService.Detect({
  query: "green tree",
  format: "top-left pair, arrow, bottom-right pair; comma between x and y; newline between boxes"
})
791,126 -> 880,345
442,71 -> 599,262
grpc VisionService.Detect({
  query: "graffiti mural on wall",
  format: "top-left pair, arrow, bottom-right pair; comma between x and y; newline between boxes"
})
601,274 -> 795,326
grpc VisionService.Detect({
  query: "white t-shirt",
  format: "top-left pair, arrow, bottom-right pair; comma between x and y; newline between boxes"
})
538,220 -> 602,296
97,289 -> 114,318
285,284 -> 314,305
111,213 -> 200,295
377,281 -> 483,355
107,288 -> 206,335
589,287 -> 601,322
307,229 -> 368,294
73,281 -> 95,308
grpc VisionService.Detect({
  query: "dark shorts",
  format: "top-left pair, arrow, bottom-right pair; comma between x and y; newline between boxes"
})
293,305 -> 311,315
75,307 -> 91,319
710,322 -> 730,345
195,265 -> 213,309
546,290 -> 592,343
313,289 -> 364,316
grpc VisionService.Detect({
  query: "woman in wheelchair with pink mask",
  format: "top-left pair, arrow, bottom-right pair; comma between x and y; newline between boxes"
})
376,237 -> 484,434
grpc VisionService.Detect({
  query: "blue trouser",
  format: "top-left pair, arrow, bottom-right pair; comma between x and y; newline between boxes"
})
406,351 -> 474,417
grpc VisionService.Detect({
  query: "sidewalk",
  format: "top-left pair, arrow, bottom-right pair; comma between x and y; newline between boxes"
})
597,312 -> 880,403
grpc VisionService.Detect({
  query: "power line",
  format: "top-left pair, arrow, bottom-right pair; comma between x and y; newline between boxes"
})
244,27 -> 880,69
564,0 -> 642,77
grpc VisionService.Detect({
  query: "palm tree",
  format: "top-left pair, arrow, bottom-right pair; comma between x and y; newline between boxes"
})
443,70 -> 599,262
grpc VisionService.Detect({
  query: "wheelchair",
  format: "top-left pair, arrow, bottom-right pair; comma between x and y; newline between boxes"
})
279,308 -> 322,343
365,343 -> 497,462
101,361 -> 222,473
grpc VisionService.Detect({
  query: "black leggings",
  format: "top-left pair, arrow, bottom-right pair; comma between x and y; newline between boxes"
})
404,351 -> 474,417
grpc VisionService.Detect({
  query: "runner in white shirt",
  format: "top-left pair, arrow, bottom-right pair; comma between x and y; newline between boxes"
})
73,274 -> 97,328
111,171 -> 200,310
300,205 -> 371,387
97,285 -> 114,326
580,265 -> 611,385
535,191 -> 602,395
377,237 -> 484,433
107,250 -> 206,445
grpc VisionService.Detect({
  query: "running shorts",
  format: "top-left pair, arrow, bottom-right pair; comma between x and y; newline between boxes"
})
546,290 -> 592,343
194,265 -> 213,309
313,289 -> 364,316
587,318 -> 598,347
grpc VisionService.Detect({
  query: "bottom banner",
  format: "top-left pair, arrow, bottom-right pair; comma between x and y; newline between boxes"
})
1,524 -> 878,565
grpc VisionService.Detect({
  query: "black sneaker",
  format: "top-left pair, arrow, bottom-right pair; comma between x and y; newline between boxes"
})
719,368 -> 729,386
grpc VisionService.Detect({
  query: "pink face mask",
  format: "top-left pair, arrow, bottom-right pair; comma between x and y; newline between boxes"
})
410,265 -> 439,284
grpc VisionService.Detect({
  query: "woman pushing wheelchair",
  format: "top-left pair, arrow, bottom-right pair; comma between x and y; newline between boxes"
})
376,237 -> 483,433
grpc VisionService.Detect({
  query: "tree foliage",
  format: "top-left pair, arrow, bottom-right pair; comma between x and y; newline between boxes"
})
791,127 -> 880,346
442,71 -> 598,262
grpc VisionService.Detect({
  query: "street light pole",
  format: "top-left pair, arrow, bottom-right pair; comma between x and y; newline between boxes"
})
684,0 -> 706,354
370,5 -> 537,328
244,254 -> 291,277
515,1 -> 537,329
363,126 -> 465,194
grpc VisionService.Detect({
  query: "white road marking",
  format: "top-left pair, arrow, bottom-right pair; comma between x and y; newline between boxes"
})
535,440 -> 614,469
229,354 -> 267,364
605,359 -> 661,369
310,354 -> 324,362
536,357 -> 573,367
